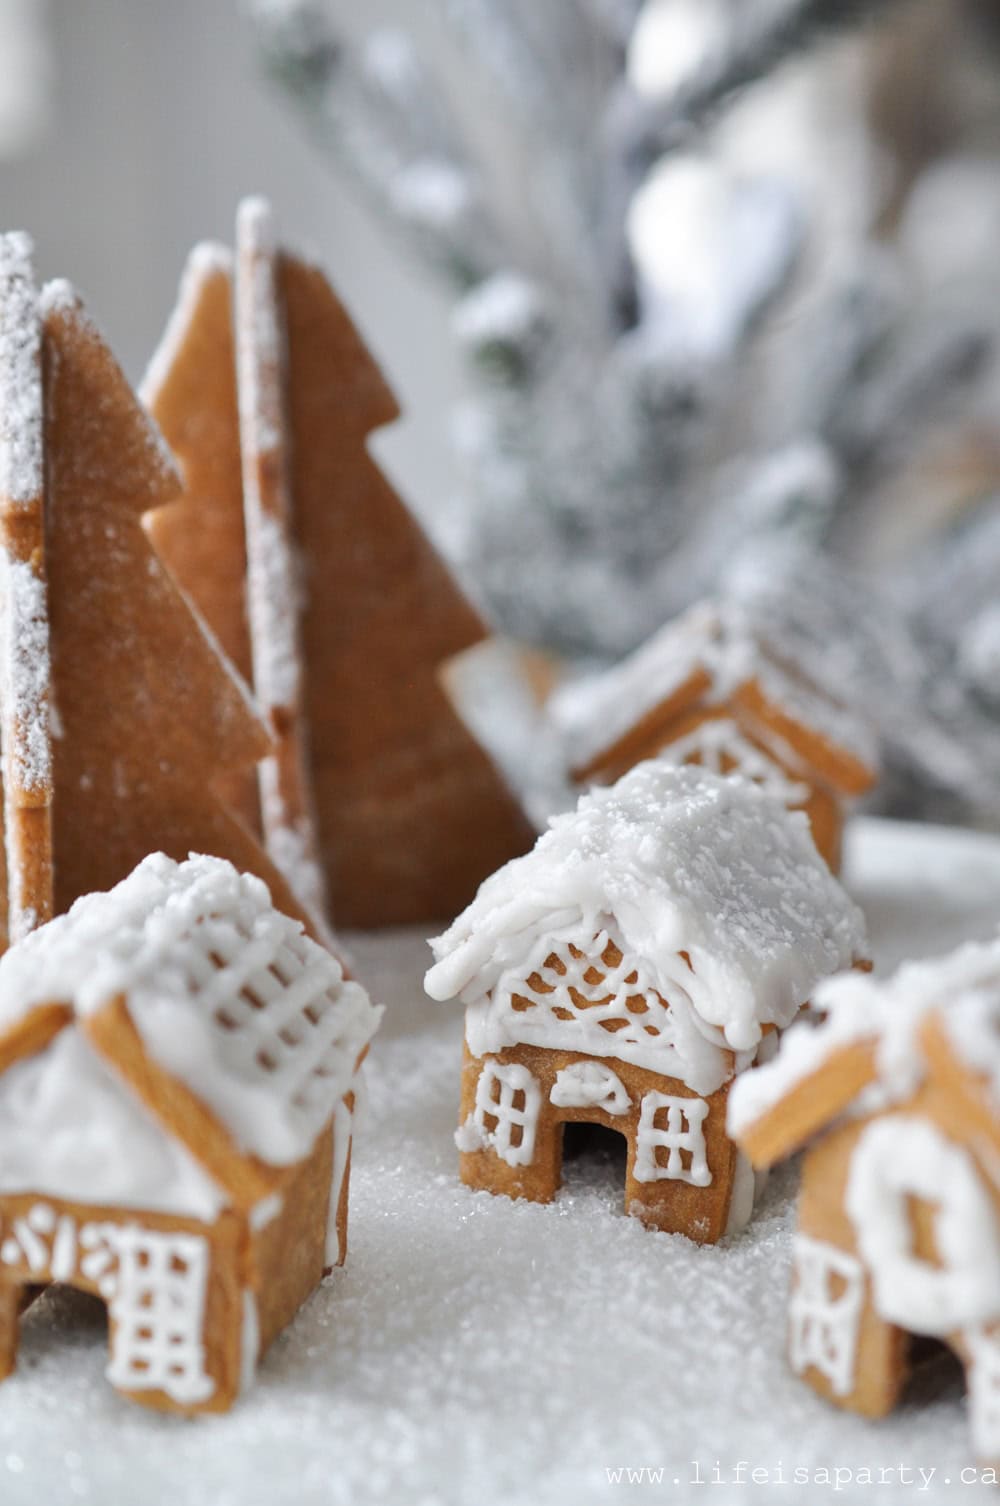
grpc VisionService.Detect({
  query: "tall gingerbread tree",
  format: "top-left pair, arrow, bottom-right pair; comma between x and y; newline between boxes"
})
146,198 -> 535,929
0,235 -> 323,941
140,243 -> 261,836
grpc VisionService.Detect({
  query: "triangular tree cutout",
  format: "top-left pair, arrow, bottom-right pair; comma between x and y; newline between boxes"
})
145,197 -> 535,929
139,243 -> 260,837
0,231 -> 323,944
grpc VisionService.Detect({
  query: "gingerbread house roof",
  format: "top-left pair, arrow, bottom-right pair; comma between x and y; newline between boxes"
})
0,853 -> 382,1211
553,601 -> 878,792
728,933 -> 1000,1167
426,764 -> 866,1092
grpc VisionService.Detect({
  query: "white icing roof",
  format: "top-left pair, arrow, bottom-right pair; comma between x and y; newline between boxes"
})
426,764 -> 866,1086
552,600 -> 878,778
0,853 -> 382,1168
728,932 -> 1000,1141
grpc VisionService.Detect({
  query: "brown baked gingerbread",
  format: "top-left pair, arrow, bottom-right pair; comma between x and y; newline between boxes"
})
426,763 -> 868,1242
0,852 -> 381,1414
42,277 -> 327,934
141,243 -> 260,836
145,197 -> 536,929
728,941 -> 1000,1466
555,601 -> 878,872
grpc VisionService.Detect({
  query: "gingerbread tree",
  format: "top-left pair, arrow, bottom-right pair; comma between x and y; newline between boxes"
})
139,243 -> 260,836
145,197 -> 534,929
0,232 -> 322,942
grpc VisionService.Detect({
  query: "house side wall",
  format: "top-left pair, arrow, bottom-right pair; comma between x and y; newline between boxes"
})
249,1121 -> 333,1357
459,1040 -> 738,1243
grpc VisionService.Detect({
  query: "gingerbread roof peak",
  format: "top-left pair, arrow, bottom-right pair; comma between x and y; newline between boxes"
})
728,932 -> 1000,1154
554,598 -> 878,786
0,853 -> 382,1169
426,763 -> 866,1084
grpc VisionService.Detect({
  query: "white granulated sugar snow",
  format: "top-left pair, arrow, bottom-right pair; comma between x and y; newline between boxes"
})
0,820 -> 998,1505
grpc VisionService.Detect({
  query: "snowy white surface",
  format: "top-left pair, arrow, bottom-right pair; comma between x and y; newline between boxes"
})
3,817 -> 1000,1505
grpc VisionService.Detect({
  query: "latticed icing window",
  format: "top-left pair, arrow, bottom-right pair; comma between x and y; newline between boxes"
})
788,1233 -> 865,1396
660,717 -> 809,806
966,1327 -> 1000,1458
176,906 -> 360,1149
503,926 -> 687,1058
633,1092 -> 711,1185
102,1226 -> 214,1405
465,1061 -> 541,1167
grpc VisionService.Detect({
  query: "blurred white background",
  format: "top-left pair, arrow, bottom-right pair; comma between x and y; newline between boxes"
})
0,0 -> 456,523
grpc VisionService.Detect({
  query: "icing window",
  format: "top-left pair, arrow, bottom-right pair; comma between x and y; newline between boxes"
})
467,1061 -> 541,1168
0,1206 -> 215,1406
967,1327 -> 1000,1459
788,1233 -> 864,1396
633,1092 -> 711,1185
550,1060 -> 631,1115
101,1225 -> 214,1405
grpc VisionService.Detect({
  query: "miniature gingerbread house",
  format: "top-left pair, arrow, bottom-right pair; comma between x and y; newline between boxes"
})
425,763 -> 866,1242
0,852 -> 381,1414
728,937 -> 1000,1466
552,602 -> 878,871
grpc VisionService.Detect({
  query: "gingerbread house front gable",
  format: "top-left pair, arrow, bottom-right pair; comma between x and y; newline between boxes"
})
0,851 -> 382,1412
553,601 -> 878,810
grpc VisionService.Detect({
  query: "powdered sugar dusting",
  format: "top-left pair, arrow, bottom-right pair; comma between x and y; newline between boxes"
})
246,509 -> 302,710
0,232 -> 41,508
427,764 -> 866,1084
40,278 -> 182,490
236,196 -> 282,454
0,556 -> 50,796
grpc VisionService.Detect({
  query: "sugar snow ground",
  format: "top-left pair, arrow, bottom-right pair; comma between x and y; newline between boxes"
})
1,818 -> 1000,1504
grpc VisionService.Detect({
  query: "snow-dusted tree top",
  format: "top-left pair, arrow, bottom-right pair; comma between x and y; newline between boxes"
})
0,852 -> 382,1167
728,931 -> 1000,1141
426,763 -> 866,1086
